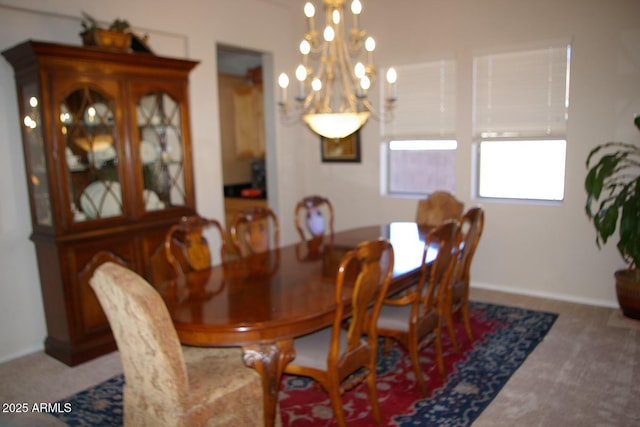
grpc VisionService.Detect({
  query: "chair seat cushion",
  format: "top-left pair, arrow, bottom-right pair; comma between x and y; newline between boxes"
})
181,346 -> 266,426
377,304 -> 438,333
291,328 -> 351,371
377,304 -> 412,331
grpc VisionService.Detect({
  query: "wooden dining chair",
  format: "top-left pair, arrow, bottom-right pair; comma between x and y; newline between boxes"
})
415,191 -> 464,228
90,261 -> 268,426
283,238 -> 394,427
376,220 -> 461,397
294,195 -> 335,242
444,206 -> 485,351
230,206 -> 280,257
164,215 -> 227,277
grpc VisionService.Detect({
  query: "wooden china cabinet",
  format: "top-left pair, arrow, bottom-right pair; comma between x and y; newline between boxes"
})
2,40 -> 199,365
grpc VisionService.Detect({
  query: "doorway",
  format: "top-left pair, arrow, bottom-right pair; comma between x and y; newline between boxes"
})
216,45 -> 268,247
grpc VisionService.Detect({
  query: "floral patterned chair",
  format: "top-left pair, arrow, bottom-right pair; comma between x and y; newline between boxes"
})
415,191 -> 464,228
90,261 -> 276,426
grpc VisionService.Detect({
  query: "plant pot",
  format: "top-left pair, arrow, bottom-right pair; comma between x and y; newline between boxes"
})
81,29 -> 131,52
615,268 -> 640,319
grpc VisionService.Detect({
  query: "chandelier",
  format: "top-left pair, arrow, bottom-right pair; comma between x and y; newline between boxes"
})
277,0 -> 397,139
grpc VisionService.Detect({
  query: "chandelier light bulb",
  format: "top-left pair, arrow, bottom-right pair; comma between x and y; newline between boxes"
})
360,75 -> 371,91
295,65 -> 307,99
278,73 -> 289,105
295,64 -> 307,82
386,67 -> 397,100
386,67 -> 397,84
311,78 -> 322,92
304,2 -> 315,18
354,62 -> 366,79
324,25 -> 335,42
304,2 -> 315,32
332,9 -> 341,25
351,0 -> 362,15
365,36 -> 376,52
365,36 -> 375,64
299,39 -> 311,55
278,73 -> 289,89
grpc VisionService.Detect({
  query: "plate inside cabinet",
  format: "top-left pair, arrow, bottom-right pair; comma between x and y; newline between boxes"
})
80,181 -> 122,219
140,140 -> 159,164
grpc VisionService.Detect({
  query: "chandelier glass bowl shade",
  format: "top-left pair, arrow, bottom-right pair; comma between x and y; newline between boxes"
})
278,0 -> 397,139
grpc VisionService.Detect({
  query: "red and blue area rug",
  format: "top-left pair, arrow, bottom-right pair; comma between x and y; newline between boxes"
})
53,301 -> 557,426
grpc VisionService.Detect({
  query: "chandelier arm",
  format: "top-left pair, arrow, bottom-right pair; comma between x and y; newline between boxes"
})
333,2 -> 357,113
336,31 -> 359,112
304,34 -> 330,113
349,27 -> 365,53
360,98 -> 376,114
306,30 -> 321,55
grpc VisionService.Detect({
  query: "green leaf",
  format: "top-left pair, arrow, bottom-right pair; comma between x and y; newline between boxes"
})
595,206 -> 618,244
584,118 -> 640,268
585,167 -> 597,192
618,178 -> 640,267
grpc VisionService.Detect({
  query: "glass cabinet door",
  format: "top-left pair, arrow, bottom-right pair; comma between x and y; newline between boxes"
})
60,87 -> 123,222
22,83 -> 51,226
137,92 -> 187,211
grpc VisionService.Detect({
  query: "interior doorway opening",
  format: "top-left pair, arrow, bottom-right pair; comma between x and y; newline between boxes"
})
216,45 -> 269,254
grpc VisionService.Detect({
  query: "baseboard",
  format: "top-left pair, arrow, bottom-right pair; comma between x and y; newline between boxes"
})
471,281 -> 619,309
0,343 -> 44,365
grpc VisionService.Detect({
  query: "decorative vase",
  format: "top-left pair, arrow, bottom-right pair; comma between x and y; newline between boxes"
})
81,29 -> 132,51
615,268 -> 640,319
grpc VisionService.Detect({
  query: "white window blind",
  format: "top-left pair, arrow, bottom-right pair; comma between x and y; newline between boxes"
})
473,44 -> 570,138
473,43 -> 571,201
382,60 -> 456,138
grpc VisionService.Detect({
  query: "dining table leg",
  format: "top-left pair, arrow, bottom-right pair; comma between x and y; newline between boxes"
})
242,339 -> 295,427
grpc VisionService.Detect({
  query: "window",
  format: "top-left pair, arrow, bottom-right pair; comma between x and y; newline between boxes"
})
473,43 -> 571,201
385,140 -> 457,195
478,139 -> 566,200
381,60 -> 456,196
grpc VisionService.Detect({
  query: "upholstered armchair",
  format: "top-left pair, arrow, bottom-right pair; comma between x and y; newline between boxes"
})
415,191 -> 464,228
90,262 -> 275,426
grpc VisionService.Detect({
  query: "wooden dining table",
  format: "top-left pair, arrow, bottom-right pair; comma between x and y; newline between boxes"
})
157,222 -> 431,427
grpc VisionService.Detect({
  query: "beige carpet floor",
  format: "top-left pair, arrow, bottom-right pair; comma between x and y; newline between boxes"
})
0,287 -> 638,426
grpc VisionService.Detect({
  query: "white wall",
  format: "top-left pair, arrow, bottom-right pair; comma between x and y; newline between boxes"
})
294,0 -> 640,307
0,0 -> 638,362
0,0 -> 302,362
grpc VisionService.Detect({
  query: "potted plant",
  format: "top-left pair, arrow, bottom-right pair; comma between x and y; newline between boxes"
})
80,12 -> 132,51
585,115 -> 640,319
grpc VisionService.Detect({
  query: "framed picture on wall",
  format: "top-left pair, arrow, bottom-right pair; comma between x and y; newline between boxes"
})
320,131 -> 361,163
